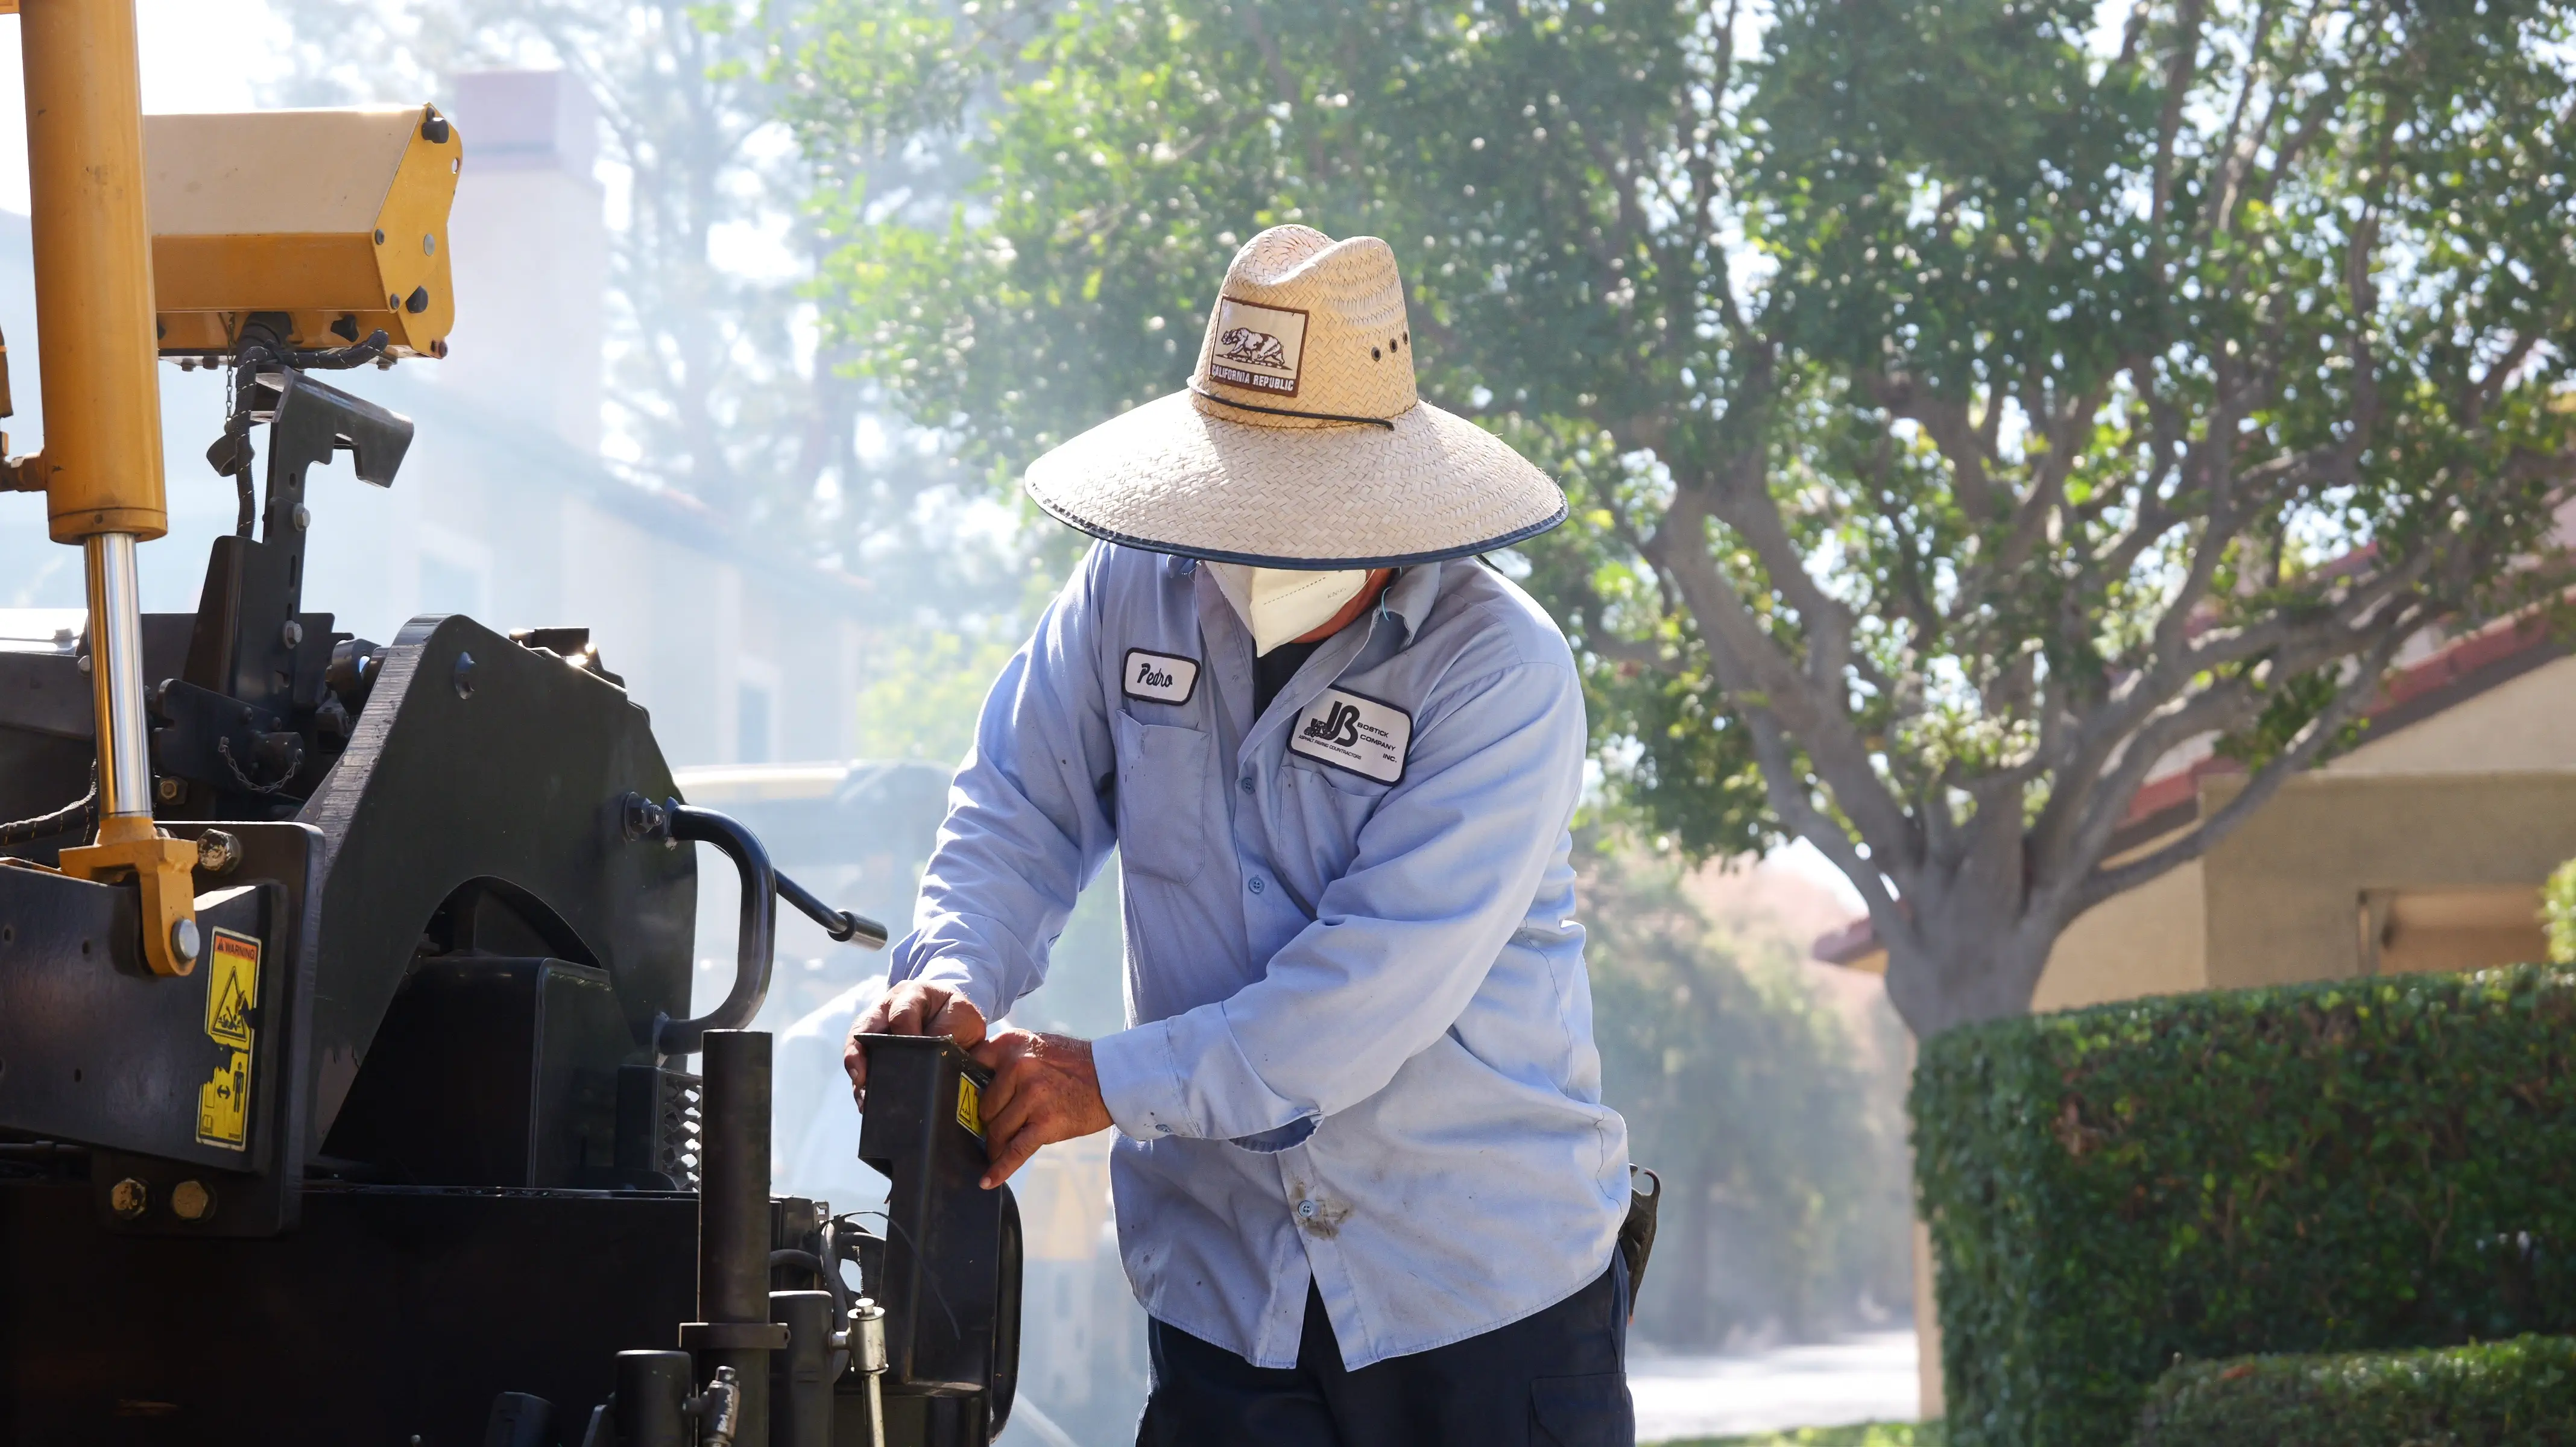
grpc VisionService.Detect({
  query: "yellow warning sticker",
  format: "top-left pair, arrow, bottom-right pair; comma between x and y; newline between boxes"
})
197,930 -> 260,1150
203,930 -> 260,1051
956,1075 -> 983,1138
197,1050 -> 250,1150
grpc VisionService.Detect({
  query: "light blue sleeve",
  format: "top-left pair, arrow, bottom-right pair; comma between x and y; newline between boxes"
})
886,550 -> 1120,1026
1091,658 -> 1585,1144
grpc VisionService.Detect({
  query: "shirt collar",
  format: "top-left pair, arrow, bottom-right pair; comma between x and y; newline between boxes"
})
1377,562 -> 1444,644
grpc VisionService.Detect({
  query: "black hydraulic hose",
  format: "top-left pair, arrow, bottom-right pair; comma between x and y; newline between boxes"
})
771,1247 -> 854,1381
0,766 -> 96,848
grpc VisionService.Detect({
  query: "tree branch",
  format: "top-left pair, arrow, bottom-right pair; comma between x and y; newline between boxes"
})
2063,619 -> 2415,915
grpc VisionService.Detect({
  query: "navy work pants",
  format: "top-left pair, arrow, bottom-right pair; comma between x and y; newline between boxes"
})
1135,1258 -> 1633,1447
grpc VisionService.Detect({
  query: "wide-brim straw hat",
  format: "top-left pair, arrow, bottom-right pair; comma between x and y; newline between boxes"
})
1023,225 -> 1567,568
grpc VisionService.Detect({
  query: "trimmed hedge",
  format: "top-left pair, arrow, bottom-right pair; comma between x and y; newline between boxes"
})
1912,964 -> 2576,1447
1673,1427 -> 1940,1447
2132,1334 -> 2576,1445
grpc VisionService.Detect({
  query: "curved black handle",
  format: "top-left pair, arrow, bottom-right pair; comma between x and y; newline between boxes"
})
644,798 -> 776,1057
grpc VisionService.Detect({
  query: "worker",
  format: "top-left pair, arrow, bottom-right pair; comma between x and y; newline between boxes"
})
847,224 -> 1635,1446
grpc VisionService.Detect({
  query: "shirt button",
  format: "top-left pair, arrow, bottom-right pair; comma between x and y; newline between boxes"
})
1239,776 -> 1254,794
1248,877 -> 1265,894
1297,1199 -> 1318,1219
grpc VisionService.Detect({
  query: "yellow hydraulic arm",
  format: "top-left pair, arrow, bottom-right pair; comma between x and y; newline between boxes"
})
15,0 -> 198,977
2,1 -> 459,977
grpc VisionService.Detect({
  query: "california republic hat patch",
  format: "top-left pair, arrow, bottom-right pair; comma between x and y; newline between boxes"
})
1207,297 -> 1309,396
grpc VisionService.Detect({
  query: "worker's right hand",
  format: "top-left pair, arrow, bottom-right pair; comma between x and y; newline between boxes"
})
844,981 -> 987,1104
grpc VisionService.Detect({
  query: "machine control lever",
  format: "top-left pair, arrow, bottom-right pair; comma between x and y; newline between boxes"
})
631,798 -> 775,1058
620,792 -> 888,1058
776,869 -> 889,950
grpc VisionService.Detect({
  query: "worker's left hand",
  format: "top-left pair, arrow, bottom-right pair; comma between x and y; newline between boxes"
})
970,1028 -> 1111,1190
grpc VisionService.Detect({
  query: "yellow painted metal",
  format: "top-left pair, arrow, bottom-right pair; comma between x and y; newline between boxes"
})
21,0 -> 197,977
58,815 -> 201,979
145,106 -> 461,358
22,0 -> 168,543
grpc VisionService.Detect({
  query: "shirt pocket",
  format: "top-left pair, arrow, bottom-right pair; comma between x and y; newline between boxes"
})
1112,709 -> 1213,884
1529,1372 -> 1634,1447
1276,758 -> 1390,889
1284,754 -> 1396,804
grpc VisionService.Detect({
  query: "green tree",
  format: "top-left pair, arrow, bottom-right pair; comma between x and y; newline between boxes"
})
777,0 -> 2576,1033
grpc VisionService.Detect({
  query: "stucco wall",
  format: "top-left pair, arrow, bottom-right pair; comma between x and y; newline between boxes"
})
2331,652 -> 2576,775
2030,651 -> 2576,1012
2196,771 -> 2576,990
2030,857 -> 2209,1010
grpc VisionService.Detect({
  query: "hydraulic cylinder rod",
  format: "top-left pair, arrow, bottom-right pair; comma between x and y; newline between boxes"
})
83,534 -> 151,821
26,0 -> 200,978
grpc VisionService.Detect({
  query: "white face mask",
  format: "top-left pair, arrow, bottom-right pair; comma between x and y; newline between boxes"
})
1202,561 -> 1372,656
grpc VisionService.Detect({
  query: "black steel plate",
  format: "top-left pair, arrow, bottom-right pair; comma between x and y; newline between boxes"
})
0,1180 -> 697,1443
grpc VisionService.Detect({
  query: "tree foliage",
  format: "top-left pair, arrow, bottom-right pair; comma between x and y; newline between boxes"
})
1581,834 -> 1911,1346
777,0 -> 2576,1032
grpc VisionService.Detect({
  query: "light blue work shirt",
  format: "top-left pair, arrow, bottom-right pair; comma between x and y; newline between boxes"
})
888,543 -> 1628,1370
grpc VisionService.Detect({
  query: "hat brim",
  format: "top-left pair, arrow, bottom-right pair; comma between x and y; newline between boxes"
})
1023,389 -> 1569,568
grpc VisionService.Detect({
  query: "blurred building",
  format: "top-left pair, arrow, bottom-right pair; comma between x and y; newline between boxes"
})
0,69 -> 868,770
1814,617 -> 2576,1000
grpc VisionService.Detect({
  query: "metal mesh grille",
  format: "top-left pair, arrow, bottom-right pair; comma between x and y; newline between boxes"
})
660,1069 -> 703,1190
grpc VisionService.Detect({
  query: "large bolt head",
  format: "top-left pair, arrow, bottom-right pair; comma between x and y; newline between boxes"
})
196,830 -> 242,875
171,1179 -> 213,1222
110,1177 -> 148,1220
170,918 -> 201,966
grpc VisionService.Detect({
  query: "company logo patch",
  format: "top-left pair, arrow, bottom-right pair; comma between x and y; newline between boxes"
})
1206,297 -> 1310,396
1122,648 -> 1201,707
1289,687 -> 1412,785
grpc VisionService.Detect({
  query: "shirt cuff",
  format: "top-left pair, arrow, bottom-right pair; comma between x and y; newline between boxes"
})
899,950 -> 1005,1031
1092,1018 -> 1191,1141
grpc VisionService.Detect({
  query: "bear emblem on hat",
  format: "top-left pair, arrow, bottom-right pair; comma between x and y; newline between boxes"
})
1217,327 -> 1287,368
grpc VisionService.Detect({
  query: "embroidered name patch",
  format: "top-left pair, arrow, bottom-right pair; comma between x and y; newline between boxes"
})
1206,297 -> 1310,396
1289,687 -> 1412,784
1122,648 -> 1201,706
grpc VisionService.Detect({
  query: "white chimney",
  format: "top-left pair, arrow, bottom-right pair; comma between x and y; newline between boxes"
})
440,70 -> 607,453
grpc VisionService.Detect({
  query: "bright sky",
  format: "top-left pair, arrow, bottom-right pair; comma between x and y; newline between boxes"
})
0,1 -> 280,214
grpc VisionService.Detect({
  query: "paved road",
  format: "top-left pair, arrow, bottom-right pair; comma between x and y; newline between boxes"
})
1631,1329 -> 1922,1443
997,1329 -> 1921,1446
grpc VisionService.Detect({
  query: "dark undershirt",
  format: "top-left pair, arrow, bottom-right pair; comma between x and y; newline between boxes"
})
1253,637 -> 1325,716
